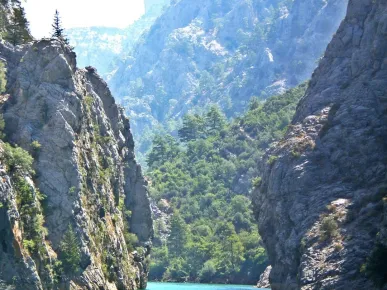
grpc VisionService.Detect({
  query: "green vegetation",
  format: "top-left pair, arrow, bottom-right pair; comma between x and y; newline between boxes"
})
14,176 -> 48,254
267,155 -> 278,165
51,9 -> 69,44
252,177 -> 262,188
31,140 -> 42,151
84,95 -> 94,113
4,4 -> 32,46
319,216 -> 339,241
59,225 -> 81,274
3,143 -> 35,174
0,61 -> 6,94
361,243 -> 387,287
147,83 -> 308,283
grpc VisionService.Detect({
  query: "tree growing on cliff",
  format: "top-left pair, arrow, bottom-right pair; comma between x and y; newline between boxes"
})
5,6 -> 32,45
59,225 -> 81,274
51,10 -> 69,44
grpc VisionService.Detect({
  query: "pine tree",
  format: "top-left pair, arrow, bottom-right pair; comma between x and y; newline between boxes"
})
51,10 -> 69,44
205,105 -> 226,135
178,113 -> 205,142
59,225 -> 81,274
146,134 -> 180,169
5,6 -> 32,46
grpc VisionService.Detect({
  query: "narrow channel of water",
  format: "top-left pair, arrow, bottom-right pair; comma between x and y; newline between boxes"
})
146,282 -> 268,290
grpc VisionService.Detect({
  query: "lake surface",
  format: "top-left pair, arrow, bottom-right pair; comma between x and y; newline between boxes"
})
147,282 -> 266,290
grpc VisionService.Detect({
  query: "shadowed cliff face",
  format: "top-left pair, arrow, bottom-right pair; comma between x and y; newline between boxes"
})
0,39 -> 153,289
253,0 -> 387,289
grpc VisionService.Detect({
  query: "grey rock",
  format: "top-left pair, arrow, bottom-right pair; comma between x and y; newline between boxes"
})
253,0 -> 387,289
0,38 -> 153,289
257,265 -> 272,289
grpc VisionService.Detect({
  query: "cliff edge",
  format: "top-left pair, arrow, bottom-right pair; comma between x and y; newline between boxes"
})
253,0 -> 387,289
0,39 -> 153,289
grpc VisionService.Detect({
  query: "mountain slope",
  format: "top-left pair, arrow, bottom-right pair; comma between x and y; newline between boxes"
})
147,83 -> 308,284
109,0 -> 347,157
253,0 -> 387,289
0,37 -> 153,289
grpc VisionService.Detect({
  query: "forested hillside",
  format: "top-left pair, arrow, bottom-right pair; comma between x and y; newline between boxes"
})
148,83 -> 308,283
108,0 -> 347,164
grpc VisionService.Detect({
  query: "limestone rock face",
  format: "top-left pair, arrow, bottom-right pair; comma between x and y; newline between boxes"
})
253,0 -> 387,289
0,39 -> 153,289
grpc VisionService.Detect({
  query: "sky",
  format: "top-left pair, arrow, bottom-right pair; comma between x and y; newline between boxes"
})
23,0 -> 145,39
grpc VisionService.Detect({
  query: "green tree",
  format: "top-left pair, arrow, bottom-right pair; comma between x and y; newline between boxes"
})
147,84 -> 308,282
59,225 -> 81,274
199,260 -> 216,282
167,212 -> 189,258
146,134 -> 180,169
2,143 -> 34,174
205,105 -> 226,135
51,10 -> 69,44
163,257 -> 189,282
5,6 -> 32,45
178,113 -> 205,142
214,222 -> 245,274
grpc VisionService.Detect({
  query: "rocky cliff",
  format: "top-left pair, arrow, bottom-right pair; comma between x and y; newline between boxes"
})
253,0 -> 387,289
0,38 -> 153,289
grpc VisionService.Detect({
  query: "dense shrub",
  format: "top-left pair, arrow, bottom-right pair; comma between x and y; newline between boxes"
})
2,143 -> 34,174
320,216 -> 339,241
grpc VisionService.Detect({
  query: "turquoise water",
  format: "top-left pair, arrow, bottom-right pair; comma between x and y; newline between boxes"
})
147,282 -> 265,290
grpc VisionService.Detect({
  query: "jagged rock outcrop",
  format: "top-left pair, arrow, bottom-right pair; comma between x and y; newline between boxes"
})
0,38 -> 153,289
253,0 -> 387,289
257,265 -> 271,289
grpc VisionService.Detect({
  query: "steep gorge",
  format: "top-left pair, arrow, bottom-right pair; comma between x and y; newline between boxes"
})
253,0 -> 387,289
0,37 -> 153,289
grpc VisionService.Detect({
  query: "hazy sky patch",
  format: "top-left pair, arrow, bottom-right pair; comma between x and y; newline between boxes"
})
23,0 -> 145,38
